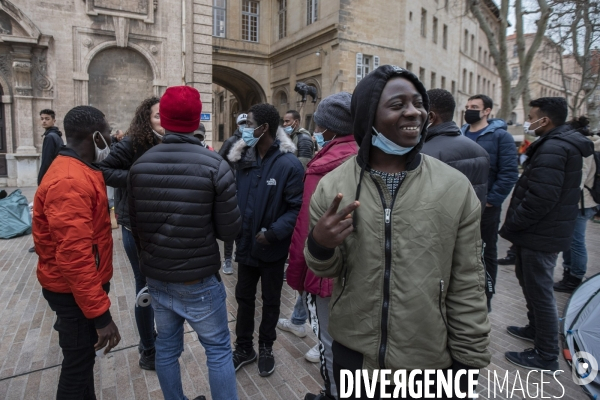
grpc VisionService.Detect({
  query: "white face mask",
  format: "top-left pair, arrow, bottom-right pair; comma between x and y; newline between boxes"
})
93,131 -> 110,163
523,118 -> 544,136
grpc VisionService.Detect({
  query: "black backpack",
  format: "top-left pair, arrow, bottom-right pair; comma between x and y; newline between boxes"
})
584,151 -> 600,204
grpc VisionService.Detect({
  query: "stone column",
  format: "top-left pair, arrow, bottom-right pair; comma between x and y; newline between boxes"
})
11,45 -> 39,186
11,45 -> 35,154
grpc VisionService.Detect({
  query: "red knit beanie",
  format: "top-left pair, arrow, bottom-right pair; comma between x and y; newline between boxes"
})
160,86 -> 202,133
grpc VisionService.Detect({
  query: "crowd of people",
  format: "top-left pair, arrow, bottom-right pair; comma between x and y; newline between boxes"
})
30,64 -> 597,400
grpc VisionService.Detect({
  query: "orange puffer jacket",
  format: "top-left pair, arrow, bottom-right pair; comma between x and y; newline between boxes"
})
33,150 -> 113,320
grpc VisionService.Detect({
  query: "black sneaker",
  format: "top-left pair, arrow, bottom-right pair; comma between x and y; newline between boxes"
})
554,274 -> 582,293
192,396 -> 206,400
28,246 -> 36,253
507,325 -> 535,343
232,346 -> 257,371
505,348 -> 560,374
498,255 -> 516,265
258,346 -> 275,377
139,347 -> 156,370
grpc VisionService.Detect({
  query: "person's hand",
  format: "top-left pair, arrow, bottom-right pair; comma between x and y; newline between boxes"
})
95,320 -> 121,355
256,231 -> 270,244
312,193 -> 360,249
486,203 -> 493,207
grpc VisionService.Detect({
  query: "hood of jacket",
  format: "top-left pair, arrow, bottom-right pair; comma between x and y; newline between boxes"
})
44,126 -> 62,137
226,127 -> 296,164
460,118 -> 507,137
351,65 -> 430,170
425,121 -> 460,141
555,127 -> 595,158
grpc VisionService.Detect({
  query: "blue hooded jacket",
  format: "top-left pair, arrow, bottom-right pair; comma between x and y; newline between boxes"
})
460,119 -> 518,207
226,127 -> 304,266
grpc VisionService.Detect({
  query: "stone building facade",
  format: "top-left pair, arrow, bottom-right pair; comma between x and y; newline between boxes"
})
506,34 -> 585,126
210,0 -> 503,150
0,0 -> 213,187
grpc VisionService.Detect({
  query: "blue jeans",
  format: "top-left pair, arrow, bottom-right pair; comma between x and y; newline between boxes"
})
291,292 -> 308,326
562,207 -> 597,279
147,275 -> 238,400
122,226 -> 156,350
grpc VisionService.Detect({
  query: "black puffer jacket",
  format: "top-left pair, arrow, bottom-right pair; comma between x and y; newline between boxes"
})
98,135 -> 158,229
290,128 -> 315,169
128,133 -> 241,282
500,125 -> 594,252
421,121 -> 491,207
38,126 -> 64,185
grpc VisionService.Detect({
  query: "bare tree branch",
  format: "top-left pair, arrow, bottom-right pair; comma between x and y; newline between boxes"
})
470,0 -> 552,120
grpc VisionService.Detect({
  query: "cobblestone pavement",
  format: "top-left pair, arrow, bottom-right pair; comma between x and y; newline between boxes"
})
0,186 -> 598,399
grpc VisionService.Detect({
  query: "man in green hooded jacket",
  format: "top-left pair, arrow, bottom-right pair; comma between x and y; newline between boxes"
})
304,65 -> 491,398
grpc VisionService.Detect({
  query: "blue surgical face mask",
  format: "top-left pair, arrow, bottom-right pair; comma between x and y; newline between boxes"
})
242,124 -> 265,147
283,125 -> 294,135
371,126 -> 420,156
238,123 -> 247,130
315,129 -> 335,149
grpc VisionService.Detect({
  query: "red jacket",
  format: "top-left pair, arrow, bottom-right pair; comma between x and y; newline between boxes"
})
33,150 -> 113,321
287,135 -> 358,297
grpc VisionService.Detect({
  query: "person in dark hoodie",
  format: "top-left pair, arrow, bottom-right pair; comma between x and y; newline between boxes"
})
227,103 -> 304,378
500,97 -> 593,374
460,94 -> 518,312
98,96 -> 163,371
31,109 -> 64,253
218,112 -> 247,275
304,65 -> 490,399
38,109 -> 64,186
421,89 -> 490,207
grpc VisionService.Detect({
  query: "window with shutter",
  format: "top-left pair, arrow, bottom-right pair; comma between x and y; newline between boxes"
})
356,53 -> 363,84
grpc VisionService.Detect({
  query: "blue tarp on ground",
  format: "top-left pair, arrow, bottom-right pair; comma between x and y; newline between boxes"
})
0,189 -> 32,239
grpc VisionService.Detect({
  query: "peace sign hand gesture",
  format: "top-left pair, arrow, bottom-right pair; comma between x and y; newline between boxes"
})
312,193 -> 360,249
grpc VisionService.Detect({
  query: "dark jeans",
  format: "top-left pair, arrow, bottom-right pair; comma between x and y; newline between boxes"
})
235,260 -> 285,350
122,226 -> 155,351
332,342 -> 463,400
514,246 -> 559,360
224,241 -> 234,260
46,299 -> 98,400
481,205 -> 502,300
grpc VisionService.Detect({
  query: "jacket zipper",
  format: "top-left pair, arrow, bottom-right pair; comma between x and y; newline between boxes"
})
373,180 -> 401,369
439,279 -> 449,331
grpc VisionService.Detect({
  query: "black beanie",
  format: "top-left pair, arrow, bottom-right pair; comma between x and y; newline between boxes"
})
351,65 -> 430,168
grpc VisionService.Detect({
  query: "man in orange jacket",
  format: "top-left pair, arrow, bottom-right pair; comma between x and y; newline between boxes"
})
33,105 -> 121,399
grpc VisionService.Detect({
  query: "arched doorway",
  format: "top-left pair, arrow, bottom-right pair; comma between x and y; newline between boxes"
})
212,65 -> 267,111
88,47 -> 154,132
212,65 -> 267,150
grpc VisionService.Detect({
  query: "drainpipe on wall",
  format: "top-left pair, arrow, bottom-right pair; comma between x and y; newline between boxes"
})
182,0 -> 186,85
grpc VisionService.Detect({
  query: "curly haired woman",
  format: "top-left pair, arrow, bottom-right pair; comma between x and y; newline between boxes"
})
98,96 -> 163,370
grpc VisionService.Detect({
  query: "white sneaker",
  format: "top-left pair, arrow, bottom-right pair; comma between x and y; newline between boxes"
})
304,344 -> 320,363
276,318 -> 307,338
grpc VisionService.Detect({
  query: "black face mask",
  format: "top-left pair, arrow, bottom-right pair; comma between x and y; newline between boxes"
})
464,109 -> 482,125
